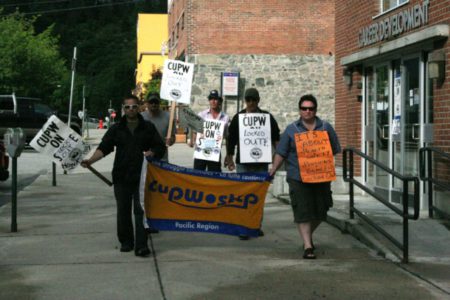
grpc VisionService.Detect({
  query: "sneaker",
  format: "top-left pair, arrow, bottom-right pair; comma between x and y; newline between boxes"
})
120,244 -> 133,252
135,248 -> 151,257
239,234 -> 249,240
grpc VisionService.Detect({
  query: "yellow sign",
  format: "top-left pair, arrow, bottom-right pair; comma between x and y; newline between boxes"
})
142,160 -> 270,237
295,131 -> 336,183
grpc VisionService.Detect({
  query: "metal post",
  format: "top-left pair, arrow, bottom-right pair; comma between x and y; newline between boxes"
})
52,162 -> 57,186
349,150 -> 354,219
68,47 -> 77,127
402,180 -> 409,263
11,157 -> 17,232
82,85 -> 86,138
427,150 -> 433,218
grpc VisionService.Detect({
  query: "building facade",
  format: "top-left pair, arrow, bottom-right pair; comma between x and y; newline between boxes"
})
168,0 -> 335,130
335,0 -> 449,214
135,13 -> 168,98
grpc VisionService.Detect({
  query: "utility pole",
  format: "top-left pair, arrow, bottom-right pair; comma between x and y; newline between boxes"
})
65,46 -> 77,175
68,47 -> 77,127
82,85 -> 88,138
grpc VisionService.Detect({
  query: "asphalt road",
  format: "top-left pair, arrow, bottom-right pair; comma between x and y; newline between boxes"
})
0,148 -> 51,207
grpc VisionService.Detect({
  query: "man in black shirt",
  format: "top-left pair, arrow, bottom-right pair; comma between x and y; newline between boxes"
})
81,95 -> 166,257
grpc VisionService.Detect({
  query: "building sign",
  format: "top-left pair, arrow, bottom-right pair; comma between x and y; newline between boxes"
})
358,0 -> 429,48
160,59 -> 194,104
222,72 -> 239,96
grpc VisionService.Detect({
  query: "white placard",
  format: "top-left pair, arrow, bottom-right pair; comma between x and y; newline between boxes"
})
222,72 -> 239,96
160,59 -> 194,104
193,119 -> 225,162
238,113 -> 272,163
179,106 -> 204,133
30,115 -> 91,171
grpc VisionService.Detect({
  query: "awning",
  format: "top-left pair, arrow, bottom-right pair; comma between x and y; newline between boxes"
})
341,24 -> 449,66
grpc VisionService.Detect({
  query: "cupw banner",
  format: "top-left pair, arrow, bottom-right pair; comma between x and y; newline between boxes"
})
140,159 -> 271,237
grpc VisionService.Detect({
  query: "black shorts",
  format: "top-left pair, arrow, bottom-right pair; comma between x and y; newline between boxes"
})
287,179 -> 332,223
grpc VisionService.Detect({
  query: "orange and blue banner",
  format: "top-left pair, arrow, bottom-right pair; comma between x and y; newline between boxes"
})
141,159 -> 270,237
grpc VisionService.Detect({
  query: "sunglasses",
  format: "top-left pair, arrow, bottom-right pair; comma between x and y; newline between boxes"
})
123,104 -> 139,110
245,98 -> 258,102
300,106 -> 316,112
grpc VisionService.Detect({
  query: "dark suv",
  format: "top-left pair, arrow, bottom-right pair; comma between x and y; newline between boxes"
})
0,94 -> 82,143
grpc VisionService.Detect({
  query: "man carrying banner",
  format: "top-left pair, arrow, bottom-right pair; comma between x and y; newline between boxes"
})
269,94 -> 341,259
190,90 -> 230,171
81,95 -> 166,257
225,87 -> 280,240
141,93 -> 176,162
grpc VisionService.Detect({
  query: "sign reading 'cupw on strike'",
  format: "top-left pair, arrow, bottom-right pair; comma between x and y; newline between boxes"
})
295,131 -> 336,183
160,59 -> 194,104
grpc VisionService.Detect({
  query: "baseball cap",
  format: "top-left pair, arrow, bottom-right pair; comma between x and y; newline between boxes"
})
208,90 -> 220,100
244,88 -> 260,101
146,94 -> 160,104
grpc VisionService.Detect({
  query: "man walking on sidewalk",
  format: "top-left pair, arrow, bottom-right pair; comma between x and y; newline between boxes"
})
141,93 -> 176,162
81,95 -> 166,257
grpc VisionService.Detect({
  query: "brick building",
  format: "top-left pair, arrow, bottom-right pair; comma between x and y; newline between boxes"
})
168,0 -> 335,130
335,0 -> 449,214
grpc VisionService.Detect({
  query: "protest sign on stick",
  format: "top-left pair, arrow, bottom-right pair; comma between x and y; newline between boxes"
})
30,115 -> 90,172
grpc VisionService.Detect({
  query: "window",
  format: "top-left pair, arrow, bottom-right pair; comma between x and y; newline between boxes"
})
181,13 -> 185,30
381,0 -> 408,12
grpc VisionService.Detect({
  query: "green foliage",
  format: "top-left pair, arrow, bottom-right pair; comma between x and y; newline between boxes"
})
0,11 -> 68,107
0,0 -> 168,117
143,68 -> 163,99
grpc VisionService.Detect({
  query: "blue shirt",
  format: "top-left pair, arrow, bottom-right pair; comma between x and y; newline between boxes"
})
276,117 -> 341,182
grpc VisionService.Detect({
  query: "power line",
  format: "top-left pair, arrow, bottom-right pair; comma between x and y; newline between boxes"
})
1,0 -> 144,16
1,0 -> 71,8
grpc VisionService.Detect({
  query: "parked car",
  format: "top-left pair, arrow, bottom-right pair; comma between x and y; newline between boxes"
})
0,141 -> 9,181
0,94 -> 82,143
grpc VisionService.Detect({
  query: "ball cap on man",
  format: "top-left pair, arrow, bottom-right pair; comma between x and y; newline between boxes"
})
208,90 -> 220,100
244,88 -> 260,101
147,94 -> 160,104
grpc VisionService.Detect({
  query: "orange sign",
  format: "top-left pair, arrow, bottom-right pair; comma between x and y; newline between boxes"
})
295,131 -> 336,183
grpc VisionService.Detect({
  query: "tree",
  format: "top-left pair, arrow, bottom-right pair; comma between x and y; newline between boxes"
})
143,68 -> 163,99
0,11 -> 68,108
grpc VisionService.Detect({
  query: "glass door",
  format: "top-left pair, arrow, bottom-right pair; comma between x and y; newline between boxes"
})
365,64 -> 390,193
392,57 -> 421,203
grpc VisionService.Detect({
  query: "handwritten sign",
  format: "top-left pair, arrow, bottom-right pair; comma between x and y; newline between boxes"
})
239,113 -> 272,163
30,115 -> 91,171
194,119 -> 225,162
160,59 -> 194,104
295,131 -> 336,183
179,106 -> 204,133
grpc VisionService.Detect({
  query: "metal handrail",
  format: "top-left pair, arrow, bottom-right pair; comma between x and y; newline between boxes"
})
343,148 -> 420,263
419,147 -> 450,219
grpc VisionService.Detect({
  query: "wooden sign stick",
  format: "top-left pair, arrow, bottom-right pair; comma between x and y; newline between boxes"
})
87,165 -> 113,186
167,100 -> 177,144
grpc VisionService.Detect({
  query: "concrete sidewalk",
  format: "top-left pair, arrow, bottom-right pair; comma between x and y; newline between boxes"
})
0,130 -> 449,299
